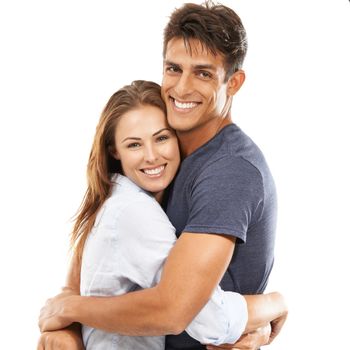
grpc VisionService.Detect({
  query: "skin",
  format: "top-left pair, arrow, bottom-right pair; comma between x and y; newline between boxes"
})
113,105 -> 180,202
38,38 -> 287,349
37,254 -> 84,350
161,38 -> 245,157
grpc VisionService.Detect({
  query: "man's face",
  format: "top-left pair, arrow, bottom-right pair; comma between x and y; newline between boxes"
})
161,38 -> 229,134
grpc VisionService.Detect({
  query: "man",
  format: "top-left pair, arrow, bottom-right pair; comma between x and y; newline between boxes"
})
38,2 -> 285,349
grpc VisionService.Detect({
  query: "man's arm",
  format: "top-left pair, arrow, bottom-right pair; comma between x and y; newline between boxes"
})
39,234 -> 287,349
40,232 -> 236,335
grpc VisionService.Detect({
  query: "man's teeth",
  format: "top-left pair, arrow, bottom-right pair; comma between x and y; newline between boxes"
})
143,165 -> 165,175
174,99 -> 197,109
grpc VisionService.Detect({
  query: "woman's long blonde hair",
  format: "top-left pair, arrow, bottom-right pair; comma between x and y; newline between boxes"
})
71,80 -> 166,260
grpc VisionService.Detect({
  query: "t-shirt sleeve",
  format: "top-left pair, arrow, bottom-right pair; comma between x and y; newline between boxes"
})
186,286 -> 248,345
116,197 -> 176,289
184,156 -> 264,242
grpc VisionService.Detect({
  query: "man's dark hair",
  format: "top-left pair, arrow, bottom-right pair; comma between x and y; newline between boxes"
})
163,1 -> 248,81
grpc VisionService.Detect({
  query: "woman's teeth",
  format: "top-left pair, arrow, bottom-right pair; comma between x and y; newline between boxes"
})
143,165 -> 165,175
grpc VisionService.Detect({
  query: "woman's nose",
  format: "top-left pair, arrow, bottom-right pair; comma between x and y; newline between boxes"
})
144,145 -> 158,163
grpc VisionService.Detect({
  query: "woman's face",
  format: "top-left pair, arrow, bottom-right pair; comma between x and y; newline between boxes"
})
114,105 -> 180,200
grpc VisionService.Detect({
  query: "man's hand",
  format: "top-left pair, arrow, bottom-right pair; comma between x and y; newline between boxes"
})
37,324 -> 84,350
205,324 -> 271,350
39,287 -> 78,332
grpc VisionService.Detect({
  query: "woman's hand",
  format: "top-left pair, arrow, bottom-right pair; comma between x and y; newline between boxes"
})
205,324 -> 271,350
39,287 -> 78,333
37,326 -> 84,350
266,311 -> 288,345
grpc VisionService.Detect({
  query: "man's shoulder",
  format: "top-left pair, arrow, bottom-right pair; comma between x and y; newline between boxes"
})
200,152 -> 263,184
198,124 -> 266,172
174,124 -> 271,191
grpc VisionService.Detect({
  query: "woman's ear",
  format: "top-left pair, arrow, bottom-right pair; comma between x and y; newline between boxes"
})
109,145 -> 120,160
227,69 -> 246,97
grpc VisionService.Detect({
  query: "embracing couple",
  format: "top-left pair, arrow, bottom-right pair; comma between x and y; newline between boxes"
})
38,2 -> 288,350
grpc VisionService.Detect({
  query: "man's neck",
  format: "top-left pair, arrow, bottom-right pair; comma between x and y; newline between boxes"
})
177,117 -> 232,158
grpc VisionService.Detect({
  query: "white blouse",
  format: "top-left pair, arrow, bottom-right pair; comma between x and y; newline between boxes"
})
80,175 -> 247,350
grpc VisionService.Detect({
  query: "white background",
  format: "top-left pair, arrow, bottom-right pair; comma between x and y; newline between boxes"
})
1,0 -> 349,348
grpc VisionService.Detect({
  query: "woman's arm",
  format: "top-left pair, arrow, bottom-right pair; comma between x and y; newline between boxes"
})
185,288 -> 287,346
37,324 -> 84,350
37,254 -> 83,350
244,292 -> 288,334
185,286 -> 248,345
204,293 -> 288,349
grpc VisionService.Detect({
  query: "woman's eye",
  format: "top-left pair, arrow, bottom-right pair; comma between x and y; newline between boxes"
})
127,143 -> 141,149
156,135 -> 169,142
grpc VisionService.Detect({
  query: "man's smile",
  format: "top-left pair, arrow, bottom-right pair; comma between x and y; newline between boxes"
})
170,97 -> 201,112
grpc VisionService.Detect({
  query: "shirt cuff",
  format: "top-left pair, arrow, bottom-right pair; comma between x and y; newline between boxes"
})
185,287 -> 248,345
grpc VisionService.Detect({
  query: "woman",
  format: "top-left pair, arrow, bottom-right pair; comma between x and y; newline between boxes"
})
39,80 -> 287,349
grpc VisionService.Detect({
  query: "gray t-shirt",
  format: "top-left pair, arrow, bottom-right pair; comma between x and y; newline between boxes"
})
165,124 -> 277,350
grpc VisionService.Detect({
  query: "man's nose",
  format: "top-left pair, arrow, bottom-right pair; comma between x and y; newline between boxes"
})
174,73 -> 194,98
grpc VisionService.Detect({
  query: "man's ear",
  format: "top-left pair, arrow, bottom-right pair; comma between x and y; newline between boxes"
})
227,69 -> 246,96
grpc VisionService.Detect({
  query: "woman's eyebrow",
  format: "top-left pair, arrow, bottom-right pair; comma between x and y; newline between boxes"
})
121,136 -> 141,143
153,128 -> 171,136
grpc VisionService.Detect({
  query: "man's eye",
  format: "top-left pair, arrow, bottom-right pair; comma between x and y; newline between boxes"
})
198,71 -> 212,79
166,66 -> 181,73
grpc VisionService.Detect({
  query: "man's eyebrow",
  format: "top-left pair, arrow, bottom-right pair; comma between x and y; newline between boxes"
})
164,60 -> 215,71
164,60 -> 180,67
194,64 -> 216,71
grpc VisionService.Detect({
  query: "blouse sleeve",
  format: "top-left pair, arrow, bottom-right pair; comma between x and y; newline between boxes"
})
186,286 -> 248,345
